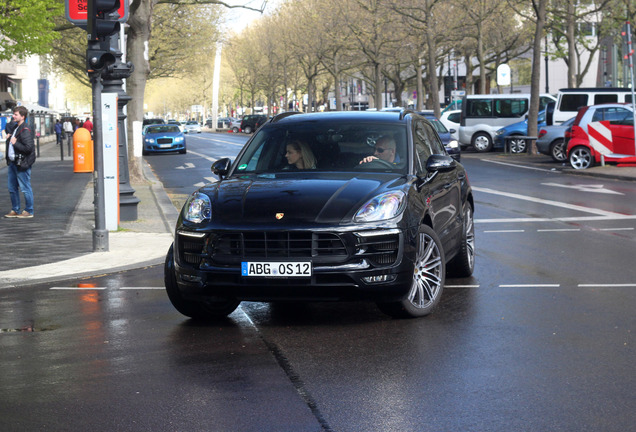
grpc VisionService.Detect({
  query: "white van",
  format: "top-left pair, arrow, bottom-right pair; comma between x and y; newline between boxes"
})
458,93 -> 556,152
552,88 -> 633,124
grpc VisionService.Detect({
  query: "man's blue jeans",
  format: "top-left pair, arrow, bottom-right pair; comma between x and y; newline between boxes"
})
7,163 -> 34,214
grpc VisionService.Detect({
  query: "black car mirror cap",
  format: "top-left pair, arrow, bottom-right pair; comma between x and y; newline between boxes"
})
212,158 -> 232,179
426,154 -> 457,173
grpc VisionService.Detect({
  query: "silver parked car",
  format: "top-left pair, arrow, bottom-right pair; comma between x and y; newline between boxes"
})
536,117 -> 575,162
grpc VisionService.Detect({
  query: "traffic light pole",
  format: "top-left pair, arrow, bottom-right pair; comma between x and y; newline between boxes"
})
90,71 -> 109,252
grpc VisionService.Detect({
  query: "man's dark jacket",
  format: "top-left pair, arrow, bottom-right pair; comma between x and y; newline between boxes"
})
5,121 -> 36,169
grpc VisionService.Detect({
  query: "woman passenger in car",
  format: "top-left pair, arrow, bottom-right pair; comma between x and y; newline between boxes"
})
284,140 -> 316,170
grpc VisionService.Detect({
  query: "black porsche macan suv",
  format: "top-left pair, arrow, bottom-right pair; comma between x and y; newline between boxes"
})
165,110 -> 475,319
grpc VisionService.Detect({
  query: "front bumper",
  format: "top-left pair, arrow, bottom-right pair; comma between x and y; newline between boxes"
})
173,227 -> 415,302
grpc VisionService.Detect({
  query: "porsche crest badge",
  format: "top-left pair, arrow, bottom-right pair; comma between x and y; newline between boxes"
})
275,213 -> 284,220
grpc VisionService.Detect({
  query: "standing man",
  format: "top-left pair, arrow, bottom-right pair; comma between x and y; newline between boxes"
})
83,116 -> 93,133
54,119 -> 63,145
63,117 -> 73,146
4,106 -> 35,218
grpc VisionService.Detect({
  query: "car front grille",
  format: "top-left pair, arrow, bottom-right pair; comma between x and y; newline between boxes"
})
157,138 -> 172,144
210,232 -> 348,264
177,230 -> 402,270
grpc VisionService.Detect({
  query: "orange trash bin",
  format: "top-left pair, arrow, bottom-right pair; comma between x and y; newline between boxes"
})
73,128 -> 94,173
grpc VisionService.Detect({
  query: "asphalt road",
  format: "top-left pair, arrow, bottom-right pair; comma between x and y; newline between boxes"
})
1,134 -> 634,431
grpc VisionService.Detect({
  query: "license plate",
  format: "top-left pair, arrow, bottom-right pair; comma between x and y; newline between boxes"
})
160,144 -> 173,148
241,261 -> 312,277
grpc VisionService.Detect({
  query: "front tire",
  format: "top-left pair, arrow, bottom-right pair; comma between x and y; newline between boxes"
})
472,132 -> 493,153
243,125 -> 253,134
448,203 -> 475,277
569,146 -> 594,170
164,244 -> 240,320
377,225 -> 445,318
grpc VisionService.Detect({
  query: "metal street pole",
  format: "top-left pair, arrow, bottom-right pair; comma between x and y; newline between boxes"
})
626,20 -> 636,156
90,72 -> 108,251
102,32 -> 138,221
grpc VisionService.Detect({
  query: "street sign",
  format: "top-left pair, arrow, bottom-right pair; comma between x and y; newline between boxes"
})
497,64 -> 511,86
65,0 -> 128,26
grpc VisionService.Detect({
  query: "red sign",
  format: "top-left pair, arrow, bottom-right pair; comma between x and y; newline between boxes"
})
65,0 -> 128,25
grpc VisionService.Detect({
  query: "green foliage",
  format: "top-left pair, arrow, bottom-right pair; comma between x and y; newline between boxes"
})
0,0 -> 63,61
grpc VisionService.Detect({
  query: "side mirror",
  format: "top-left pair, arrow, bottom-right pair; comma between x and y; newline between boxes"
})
449,128 -> 456,134
426,154 -> 456,173
212,158 -> 232,179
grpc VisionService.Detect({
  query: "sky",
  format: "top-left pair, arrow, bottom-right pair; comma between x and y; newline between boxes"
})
223,0 -> 278,33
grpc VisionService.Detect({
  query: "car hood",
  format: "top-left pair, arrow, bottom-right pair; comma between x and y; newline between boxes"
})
198,173 -> 409,225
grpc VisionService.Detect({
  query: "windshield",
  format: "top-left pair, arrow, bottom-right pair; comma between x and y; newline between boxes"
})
147,125 -> 181,134
233,120 -> 408,175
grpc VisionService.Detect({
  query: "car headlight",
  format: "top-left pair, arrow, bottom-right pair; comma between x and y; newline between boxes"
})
354,191 -> 406,222
175,136 -> 184,143
184,192 -> 212,223
447,139 -> 459,149
495,129 -> 505,136
145,138 -> 155,143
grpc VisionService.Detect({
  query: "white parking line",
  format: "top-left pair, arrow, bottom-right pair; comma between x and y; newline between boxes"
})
50,287 -> 106,290
537,228 -> 581,232
484,229 -> 525,233
473,186 -> 636,223
499,284 -> 561,288
578,283 -> 636,288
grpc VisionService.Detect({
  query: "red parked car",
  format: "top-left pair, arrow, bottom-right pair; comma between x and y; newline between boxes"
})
567,103 -> 636,169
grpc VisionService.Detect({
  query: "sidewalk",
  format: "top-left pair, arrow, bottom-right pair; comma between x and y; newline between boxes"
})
0,141 -> 634,289
0,138 -> 179,289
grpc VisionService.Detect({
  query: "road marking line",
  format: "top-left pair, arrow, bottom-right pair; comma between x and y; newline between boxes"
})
50,287 -> 106,290
119,287 -> 164,290
477,215 -> 636,223
599,227 -> 634,231
537,228 -> 581,232
499,284 -> 560,288
484,229 -> 525,233
472,186 -> 633,218
446,285 -> 480,288
481,159 -> 557,173
578,283 -> 636,287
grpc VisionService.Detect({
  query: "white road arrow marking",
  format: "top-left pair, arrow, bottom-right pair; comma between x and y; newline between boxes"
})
541,182 -> 624,195
176,162 -> 195,170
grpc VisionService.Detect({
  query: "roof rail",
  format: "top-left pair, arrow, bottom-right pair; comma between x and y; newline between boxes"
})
271,111 -> 303,123
399,109 -> 415,120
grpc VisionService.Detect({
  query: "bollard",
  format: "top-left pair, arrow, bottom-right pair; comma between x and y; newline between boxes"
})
36,134 -> 40,158
73,128 -> 94,173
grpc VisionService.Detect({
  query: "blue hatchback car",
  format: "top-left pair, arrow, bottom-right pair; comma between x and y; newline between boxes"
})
143,124 -> 186,155
493,110 -> 546,153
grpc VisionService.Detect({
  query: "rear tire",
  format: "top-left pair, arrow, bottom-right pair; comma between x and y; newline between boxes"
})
508,136 -> 527,154
472,132 -> 493,152
569,146 -> 594,170
448,203 -> 475,277
377,225 -> 445,318
243,125 -> 253,134
164,244 -> 240,320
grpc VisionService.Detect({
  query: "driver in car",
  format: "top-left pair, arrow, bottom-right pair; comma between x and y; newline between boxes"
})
359,136 -> 401,165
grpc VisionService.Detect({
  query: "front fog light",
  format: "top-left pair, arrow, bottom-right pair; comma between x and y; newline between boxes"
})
362,275 -> 397,284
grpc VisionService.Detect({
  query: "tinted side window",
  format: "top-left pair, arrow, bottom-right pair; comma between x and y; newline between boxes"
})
466,99 -> 492,117
414,120 -> 434,173
495,98 -> 528,117
560,94 -> 588,112
447,112 -> 461,123
594,94 -> 618,104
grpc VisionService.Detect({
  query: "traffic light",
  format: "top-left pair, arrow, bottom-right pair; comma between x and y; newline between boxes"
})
87,0 -> 121,42
85,0 -> 120,72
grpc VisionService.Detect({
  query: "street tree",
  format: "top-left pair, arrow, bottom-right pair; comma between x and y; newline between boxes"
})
0,0 -> 63,61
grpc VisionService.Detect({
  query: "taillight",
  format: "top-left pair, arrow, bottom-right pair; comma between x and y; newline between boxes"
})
564,127 -> 572,139
538,129 -> 547,138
